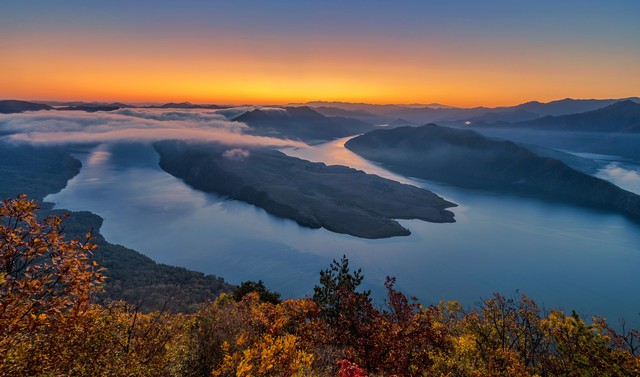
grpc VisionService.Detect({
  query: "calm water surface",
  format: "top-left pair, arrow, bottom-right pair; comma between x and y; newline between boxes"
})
47,140 -> 640,327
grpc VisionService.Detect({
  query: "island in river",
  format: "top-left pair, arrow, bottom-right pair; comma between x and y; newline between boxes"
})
154,140 -> 456,239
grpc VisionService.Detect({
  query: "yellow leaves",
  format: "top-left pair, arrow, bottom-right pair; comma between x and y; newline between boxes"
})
454,333 -> 477,354
1,194 -> 109,375
209,298 -> 317,377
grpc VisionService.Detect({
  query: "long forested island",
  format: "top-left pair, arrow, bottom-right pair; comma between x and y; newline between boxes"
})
155,140 -> 456,238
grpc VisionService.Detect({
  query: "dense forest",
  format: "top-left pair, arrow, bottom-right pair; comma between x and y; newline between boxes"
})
1,196 -> 638,376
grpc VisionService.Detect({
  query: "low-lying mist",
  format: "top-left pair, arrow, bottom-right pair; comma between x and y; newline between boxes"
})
596,162 -> 640,195
0,108 -> 305,148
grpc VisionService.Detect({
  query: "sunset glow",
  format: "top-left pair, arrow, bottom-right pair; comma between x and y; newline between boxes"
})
1,1 -> 639,106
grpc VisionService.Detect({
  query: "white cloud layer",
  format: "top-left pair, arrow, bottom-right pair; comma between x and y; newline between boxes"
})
597,162 -> 640,195
0,108 -> 304,148
222,148 -> 251,161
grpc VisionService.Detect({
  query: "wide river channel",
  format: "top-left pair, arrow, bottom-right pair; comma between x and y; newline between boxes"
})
47,138 -> 640,327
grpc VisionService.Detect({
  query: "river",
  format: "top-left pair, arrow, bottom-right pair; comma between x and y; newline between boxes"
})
46,139 -> 640,327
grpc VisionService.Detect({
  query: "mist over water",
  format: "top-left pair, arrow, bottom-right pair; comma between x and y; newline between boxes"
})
46,139 -> 640,328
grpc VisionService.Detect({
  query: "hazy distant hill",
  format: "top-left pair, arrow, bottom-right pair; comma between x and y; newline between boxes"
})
312,106 -> 379,119
472,100 -> 640,133
40,101 -> 137,108
387,118 -> 418,128
503,100 -> 640,132
233,106 -> 375,142
152,102 -> 225,109
465,109 -> 541,124
57,105 -> 121,112
299,98 -> 640,126
299,101 -> 458,110
346,124 -> 640,219
514,97 -> 640,117
0,100 -> 53,113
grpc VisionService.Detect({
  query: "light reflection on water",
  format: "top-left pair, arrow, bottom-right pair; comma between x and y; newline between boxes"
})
46,141 -> 640,327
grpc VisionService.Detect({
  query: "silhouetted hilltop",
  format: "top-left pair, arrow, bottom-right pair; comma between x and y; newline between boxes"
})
57,105 -> 120,112
233,106 -> 375,143
345,124 -> 640,218
155,140 -> 456,238
0,100 -> 53,113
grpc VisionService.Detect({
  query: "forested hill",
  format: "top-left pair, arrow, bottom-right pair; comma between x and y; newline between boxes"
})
346,124 -> 640,220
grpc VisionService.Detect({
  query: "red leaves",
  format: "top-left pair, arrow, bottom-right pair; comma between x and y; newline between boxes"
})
337,359 -> 368,377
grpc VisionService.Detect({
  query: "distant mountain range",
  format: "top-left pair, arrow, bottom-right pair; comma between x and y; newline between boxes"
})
148,102 -> 226,109
3,98 -> 640,137
513,98 -> 640,117
233,106 -> 375,142
476,100 -> 640,133
33,101 -> 136,108
0,100 -> 120,114
296,97 -> 640,125
56,105 -> 121,112
345,124 -> 640,219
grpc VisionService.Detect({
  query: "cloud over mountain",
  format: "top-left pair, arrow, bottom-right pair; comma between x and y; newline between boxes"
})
0,109 -> 305,147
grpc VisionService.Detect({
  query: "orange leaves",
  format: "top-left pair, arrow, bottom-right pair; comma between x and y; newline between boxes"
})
0,195 -> 107,374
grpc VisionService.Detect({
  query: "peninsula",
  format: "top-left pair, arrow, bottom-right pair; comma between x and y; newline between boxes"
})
155,140 -> 456,238
345,124 -> 640,219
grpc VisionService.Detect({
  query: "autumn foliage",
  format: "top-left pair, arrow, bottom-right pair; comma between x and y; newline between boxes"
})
1,196 -> 639,376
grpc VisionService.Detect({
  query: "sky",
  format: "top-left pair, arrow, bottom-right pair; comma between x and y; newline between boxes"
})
1,0 -> 639,107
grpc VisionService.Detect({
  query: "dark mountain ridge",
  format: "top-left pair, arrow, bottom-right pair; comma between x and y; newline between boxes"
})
345,124 -> 640,219
232,106 -> 375,143
0,100 -> 53,113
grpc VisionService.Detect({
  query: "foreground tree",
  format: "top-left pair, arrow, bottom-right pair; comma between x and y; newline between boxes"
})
0,195 -> 103,334
313,255 -> 371,324
232,280 -> 282,304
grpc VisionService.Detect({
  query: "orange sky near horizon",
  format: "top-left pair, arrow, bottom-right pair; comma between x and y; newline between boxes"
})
2,2 -> 639,108
4,43 -> 638,108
